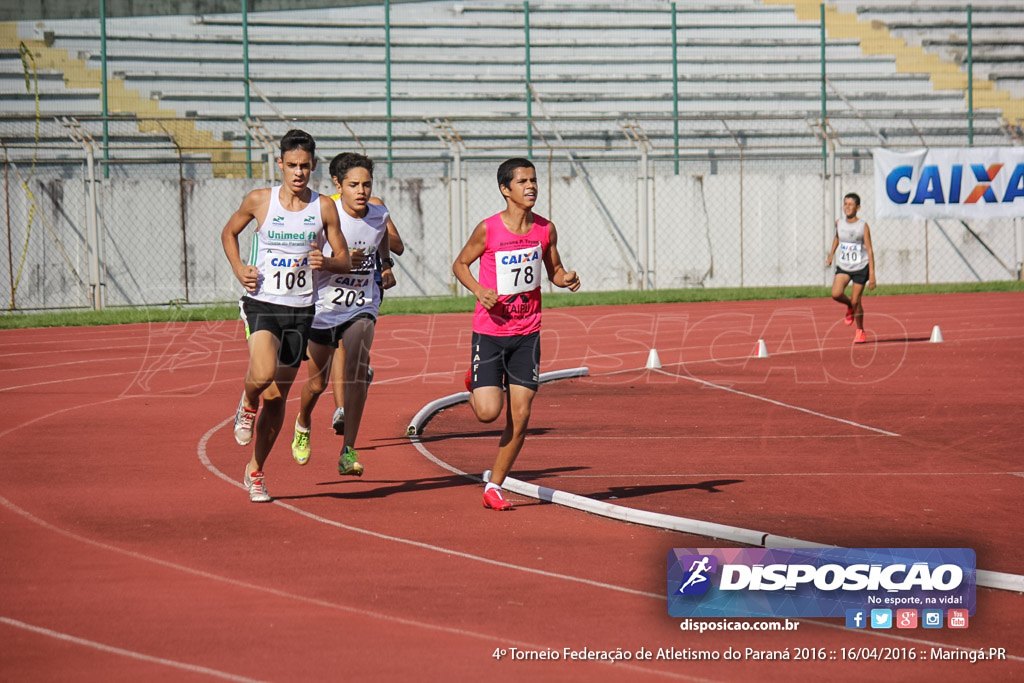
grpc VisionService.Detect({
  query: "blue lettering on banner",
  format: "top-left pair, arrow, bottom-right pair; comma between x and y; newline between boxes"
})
949,164 -> 962,203
886,166 -> 914,203
886,163 -> 1024,206
1003,165 -> 1024,203
911,166 -> 945,205
667,548 -> 975,618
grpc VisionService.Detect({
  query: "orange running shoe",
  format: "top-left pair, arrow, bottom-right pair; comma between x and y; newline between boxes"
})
854,329 -> 867,344
844,306 -> 854,326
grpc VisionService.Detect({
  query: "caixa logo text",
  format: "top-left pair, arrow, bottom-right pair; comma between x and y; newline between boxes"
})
886,163 -> 1024,205
716,562 -> 963,592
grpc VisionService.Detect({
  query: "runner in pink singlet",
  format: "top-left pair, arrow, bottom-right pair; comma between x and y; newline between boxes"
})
472,211 -> 550,337
452,158 -> 581,511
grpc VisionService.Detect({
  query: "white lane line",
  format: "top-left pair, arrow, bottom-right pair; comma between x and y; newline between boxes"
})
553,472 -> 1019,478
198,418 -> 659,600
582,331 -> 1024,375
437,434 -> 885,440
407,397 -> 1024,654
0,617 -> 265,683
0,494 -> 705,682
407,370 -> 1024,595
651,367 -> 899,436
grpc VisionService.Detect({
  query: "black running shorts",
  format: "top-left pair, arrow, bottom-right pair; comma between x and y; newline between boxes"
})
308,312 -> 377,349
836,265 -> 870,285
239,297 -> 314,368
470,331 -> 540,392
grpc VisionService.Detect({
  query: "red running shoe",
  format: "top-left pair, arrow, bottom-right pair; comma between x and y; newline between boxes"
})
464,368 -> 473,392
844,306 -> 854,326
483,487 -> 513,511
854,329 -> 867,344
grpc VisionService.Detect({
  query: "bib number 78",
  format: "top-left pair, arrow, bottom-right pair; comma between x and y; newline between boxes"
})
495,244 -> 543,296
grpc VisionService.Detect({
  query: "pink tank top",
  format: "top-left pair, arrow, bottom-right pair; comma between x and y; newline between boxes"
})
472,212 -> 551,336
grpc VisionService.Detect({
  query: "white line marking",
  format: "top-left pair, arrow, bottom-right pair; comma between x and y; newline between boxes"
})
0,617 -> 265,682
198,418 -> 658,600
438,434 -> 885,440
0,493 -> 704,681
651,367 -> 900,436
553,472 -> 1018,478
407,369 -> 1024,595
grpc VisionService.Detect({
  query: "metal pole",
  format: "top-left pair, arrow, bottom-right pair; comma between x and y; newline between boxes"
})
454,148 -> 464,291
385,0 -> 393,177
925,220 -> 930,284
524,1 -> 533,158
100,0 -> 109,178
1016,217 -> 1023,281
86,144 -> 102,309
640,148 -> 649,289
243,0 -> 252,178
967,4 -> 974,146
820,3 -> 827,175
4,157 -> 13,308
671,0 -> 679,175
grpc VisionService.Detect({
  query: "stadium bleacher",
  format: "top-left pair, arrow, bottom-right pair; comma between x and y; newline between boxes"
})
2,0 -> 1020,175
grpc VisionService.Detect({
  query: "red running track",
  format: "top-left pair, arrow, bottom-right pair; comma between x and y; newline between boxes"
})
0,292 -> 1021,682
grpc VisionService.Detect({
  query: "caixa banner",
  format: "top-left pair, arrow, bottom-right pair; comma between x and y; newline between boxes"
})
873,147 -> 1024,219
667,548 -> 975,618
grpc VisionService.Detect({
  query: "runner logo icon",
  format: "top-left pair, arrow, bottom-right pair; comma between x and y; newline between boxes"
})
677,555 -> 718,596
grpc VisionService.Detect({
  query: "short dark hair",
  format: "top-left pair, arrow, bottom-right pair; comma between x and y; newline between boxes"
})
844,192 -> 861,206
280,129 -> 316,157
330,152 -> 374,182
497,158 -> 535,189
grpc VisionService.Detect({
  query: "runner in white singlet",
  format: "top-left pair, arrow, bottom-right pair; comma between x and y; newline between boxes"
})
291,152 -> 396,476
220,129 -> 350,503
826,192 -> 877,344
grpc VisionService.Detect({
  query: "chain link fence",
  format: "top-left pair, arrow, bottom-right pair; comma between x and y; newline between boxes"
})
3,115 -> 1021,311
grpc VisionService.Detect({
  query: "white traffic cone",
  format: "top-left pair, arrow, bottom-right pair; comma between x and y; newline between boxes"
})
645,348 -> 662,369
929,325 -> 944,343
754,339 -> 770,358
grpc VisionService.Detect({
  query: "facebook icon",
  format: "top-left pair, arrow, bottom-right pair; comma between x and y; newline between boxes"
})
845,609 -> 867,629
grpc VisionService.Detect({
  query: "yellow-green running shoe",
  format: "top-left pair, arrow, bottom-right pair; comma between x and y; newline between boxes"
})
338,446 -> 364,477
291,422 -> 311,466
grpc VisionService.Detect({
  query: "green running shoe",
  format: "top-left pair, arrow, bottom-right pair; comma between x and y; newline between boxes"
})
291,421 -> 311,466
338,446 -> 364,477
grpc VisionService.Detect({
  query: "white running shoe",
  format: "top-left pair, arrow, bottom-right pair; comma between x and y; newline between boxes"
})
234,395 -> 257,446
332,406 -> 345,435
243,468 -> 271,503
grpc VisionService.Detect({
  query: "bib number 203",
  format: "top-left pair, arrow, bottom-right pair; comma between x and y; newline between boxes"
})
330,288 -> 366,308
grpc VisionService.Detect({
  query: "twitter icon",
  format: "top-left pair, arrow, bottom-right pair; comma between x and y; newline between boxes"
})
870,609 -> 893,629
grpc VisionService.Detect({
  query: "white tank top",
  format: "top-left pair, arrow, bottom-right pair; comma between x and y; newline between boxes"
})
312,199 -> 390,328
835,218 -> 869,272
245,186 -> 324,308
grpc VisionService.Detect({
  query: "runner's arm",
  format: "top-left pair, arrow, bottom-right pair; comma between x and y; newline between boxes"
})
220,189 -> 265,292
453,221 -> 498,309
369,196 -> 404,256
317,194 -> 351,274
825,220 -> 839,267
863,223 -> 877,290
542,222 -> 580,291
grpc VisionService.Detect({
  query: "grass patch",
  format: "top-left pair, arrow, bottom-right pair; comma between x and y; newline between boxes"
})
2,281 -> 1021,330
